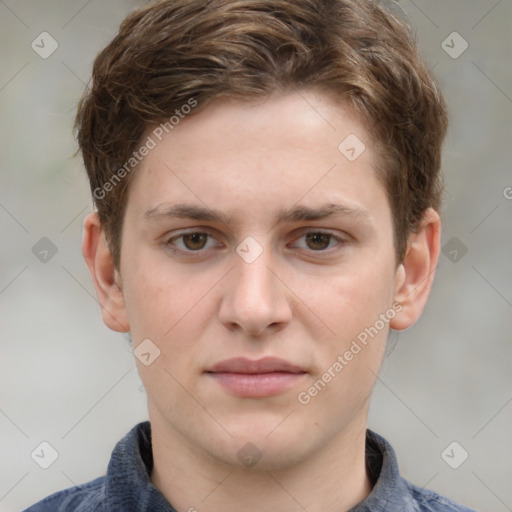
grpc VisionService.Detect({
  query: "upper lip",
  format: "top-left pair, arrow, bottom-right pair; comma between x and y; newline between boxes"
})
206,357 -> 306,374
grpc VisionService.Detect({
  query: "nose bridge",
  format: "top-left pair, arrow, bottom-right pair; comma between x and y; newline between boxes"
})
234,242 -> 277,307
218,238 -> 292,334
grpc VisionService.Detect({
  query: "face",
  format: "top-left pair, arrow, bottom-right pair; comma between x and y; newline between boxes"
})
93,89 -> 421,470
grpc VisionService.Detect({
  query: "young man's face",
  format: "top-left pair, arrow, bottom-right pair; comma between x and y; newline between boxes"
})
85,89 -> 438,470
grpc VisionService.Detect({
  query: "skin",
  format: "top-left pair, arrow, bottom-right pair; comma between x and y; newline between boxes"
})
83,89 -> 440,512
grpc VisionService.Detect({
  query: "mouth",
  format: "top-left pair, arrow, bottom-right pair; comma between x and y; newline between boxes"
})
204,357 -> 307,398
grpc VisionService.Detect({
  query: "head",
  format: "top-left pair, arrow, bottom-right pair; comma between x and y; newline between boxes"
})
80,0 -> 447,471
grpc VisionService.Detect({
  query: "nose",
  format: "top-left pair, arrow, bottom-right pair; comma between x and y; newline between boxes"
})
218,246 -> 292,336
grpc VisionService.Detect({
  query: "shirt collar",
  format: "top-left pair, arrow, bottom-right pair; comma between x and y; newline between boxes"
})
350,429 -> 413,511
104,421 -> 175,511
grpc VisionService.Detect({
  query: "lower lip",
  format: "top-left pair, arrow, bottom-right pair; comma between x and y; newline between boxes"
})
206,372 -> 306,397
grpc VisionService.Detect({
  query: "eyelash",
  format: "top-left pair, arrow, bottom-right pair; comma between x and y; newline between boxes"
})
164,229 -> 347,257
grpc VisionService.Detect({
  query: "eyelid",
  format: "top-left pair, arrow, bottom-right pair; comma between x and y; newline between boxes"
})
289,229 -> 345,250
164,229 -> 223,252
290,227 -> 348,242
162,227 -> 349,256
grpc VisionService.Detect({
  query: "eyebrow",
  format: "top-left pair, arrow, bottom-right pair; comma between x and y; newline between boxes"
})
143,202 -> 371,226
143,203 -> 235,225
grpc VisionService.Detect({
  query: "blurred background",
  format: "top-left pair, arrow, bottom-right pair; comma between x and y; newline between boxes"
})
1,1 -> 511,510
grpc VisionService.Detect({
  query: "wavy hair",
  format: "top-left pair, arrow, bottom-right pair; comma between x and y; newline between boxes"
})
75,0 -> 448,269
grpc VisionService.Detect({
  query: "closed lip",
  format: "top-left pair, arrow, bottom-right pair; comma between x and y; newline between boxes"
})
205,357 -> 307,374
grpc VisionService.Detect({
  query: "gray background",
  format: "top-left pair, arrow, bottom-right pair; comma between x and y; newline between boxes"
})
1,1 -> 511,511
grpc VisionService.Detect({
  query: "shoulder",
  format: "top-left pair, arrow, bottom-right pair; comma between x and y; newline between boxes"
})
406,480 -> 478,512
22,477 -> 106,512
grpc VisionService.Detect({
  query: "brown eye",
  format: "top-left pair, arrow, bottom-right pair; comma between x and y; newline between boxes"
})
305,232 -> 332,250
182,233 -> 208,250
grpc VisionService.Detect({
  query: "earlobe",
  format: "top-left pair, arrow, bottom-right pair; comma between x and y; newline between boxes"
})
389,208 -> 441,331
82,212 -> 130,333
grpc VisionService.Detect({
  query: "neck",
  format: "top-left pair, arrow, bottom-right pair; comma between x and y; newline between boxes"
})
150,412 -> 372,512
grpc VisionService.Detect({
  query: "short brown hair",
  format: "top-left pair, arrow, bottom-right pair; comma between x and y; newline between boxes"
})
75,0 -> 448,270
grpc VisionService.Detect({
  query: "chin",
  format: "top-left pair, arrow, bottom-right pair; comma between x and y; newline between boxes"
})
208,425 -> 316,472
213,439 -> 312,472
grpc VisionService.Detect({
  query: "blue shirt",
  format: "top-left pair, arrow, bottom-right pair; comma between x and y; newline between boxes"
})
23,421 -> 476,512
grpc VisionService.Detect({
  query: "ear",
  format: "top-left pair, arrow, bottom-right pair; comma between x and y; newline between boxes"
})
390,208 -> 441,331
82,212 -> 130,332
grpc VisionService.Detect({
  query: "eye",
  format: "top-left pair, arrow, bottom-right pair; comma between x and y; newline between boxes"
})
167,232 -> 218,252
292,231 -> 342,251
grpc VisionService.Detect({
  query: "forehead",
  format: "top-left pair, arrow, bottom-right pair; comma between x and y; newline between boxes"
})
150,90 -> 366,156
125,89 -> 388,222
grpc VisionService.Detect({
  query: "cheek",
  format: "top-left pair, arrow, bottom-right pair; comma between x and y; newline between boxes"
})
120,253 -> 182,349
297,266 -> 394,420
123,263 -> 210,394
313,261 -> 395,339
123,271 -> 169,338
122,254 -> 216,358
